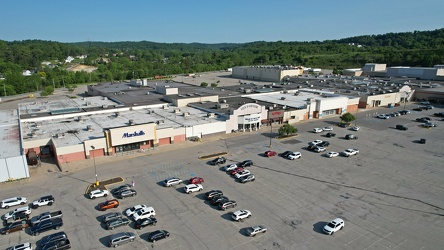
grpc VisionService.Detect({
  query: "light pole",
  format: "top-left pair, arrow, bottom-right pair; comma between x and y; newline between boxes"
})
91,146 -> 98,186
354,107 -> 359,126
403,92 -> 410,109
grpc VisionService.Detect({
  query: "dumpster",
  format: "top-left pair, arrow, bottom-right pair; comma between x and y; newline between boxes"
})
388,103 -> 393,108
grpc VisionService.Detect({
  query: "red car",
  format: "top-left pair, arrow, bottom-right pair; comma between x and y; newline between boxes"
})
189,177 -> 204,184
264,150 -> 277,157
230,167 -> 244,175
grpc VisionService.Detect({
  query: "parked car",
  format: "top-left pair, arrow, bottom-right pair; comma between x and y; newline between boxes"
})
31,195 -> 54,209
125,205 -> 147,217
1,197 -> 27,209
326,132 -> 336,138
4,206 -> 31,220
88,189 -> 109,199
235,170 -> 251,179
5,242 -> 32,250
147,230 -> 170,242
420,101 -> 430,105
230,167 -> 245,176
188,177 -> 204,184
41,239 -> 71,250
341,149 -> 359,157
111,185 -> 131,195
416,117 -> 431,122
29,211 -> 63,227
102,212 -> 122,223
399,110 -> 411,115
419,138 -> 427,144
308,140 -> 323,146
287,152 -> 301,160
1,220 -> 29,235
314,146 -> 326,153
351,126 -> 360,131
218,200 -> 237,211
30,218 -> 63,236
338,123 -> 349,128
100,199 -> 119,211
184,184 -> 203,194
313,128 -> 323,133
106,218 -> 130,230
323,218 -> 344,235
422,122 -> 437,127
317,141 -> 330,147
377,114 -> 390,119
246,225 -> 267,236
238,160 -> 253,167
132,207 -> 156,221
264,150 -> 277,157
239,174 -> 255,183
210,156 -> 226,165
433,112 -> 444,117
205,190 -> 223,200
224,164 -> 237,172
231,210 -> 252,221
211,196 -> 229,205
117,189 -> 137,199
323,126 -> 333,131
396,124 -> 408,130
345,134 -> 358,140
6,211 -> 31,225
135,217 -> 157,229
326,152 -> 339,158
108,232 -> 135,248
412,107 -> 423,111
164,177 -> 183,187
280,151 -> 294,158
40,231 -> 68,248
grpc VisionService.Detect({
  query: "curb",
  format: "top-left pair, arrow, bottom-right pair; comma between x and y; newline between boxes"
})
198,152 -> 228,160
85,177 -> 125,195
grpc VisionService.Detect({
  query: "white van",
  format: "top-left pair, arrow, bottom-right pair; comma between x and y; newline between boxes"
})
4,206 -> 31,220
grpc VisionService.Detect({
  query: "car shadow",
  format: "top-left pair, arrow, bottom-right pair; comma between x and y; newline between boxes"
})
99,236 -> 110,247
239,227 -> 251,237
218,166 -> 226,171
195,193 -> 206,201
313,221 -> 327,234
156,181 -> 166,187
175,187 -> 187,194
96,215 -> 103,223
221,213 -> 234,221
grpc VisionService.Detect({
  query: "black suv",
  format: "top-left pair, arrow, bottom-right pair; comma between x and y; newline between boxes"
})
41,239 -> 71,250
326,132 -> 336,138
281,151 -> 293,158
211,196 -> 229,205
30,218 -> 63,236
219,200 -> 237,211
317,141 -> 330,147
135,217 -> 157,229
396,125 -> 408,131
205,190 -> 223,200
147,230 -> 170,242
111,184 -> 131,195
40,231 -> 68,248
238,160 -> 253,167
210,157 -> 226,165
345,134 -> 358,140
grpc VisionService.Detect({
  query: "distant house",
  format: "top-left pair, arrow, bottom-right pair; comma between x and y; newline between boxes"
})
77,55 -> 87,59
22,70 -> 32,76
65,56 -> 74,63
41,61 -> 51,66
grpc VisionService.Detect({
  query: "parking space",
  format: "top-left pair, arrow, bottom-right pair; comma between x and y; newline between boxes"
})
1,105 -> 443,249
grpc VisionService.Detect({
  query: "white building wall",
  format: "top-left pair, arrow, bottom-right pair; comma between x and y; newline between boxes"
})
284,109 -> 306,124
189,121 -> 226,137
0,155 -> 29,182
23,138 -> 52,149
317,97 -> 348,117
55,144 -> 86,155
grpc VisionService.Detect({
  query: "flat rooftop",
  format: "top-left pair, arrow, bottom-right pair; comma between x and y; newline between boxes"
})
0,109 -> 21,158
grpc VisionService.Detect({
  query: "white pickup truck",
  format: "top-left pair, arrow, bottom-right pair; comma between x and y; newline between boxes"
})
30,210 -> 63,226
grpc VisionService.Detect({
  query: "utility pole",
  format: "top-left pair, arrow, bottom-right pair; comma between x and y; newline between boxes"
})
91,146 -> 99,186
269,121 -> 273,148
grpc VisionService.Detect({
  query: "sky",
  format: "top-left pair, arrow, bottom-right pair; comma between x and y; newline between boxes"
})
1,0 -> 443,44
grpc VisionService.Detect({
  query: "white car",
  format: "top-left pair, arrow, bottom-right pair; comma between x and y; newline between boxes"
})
313,128 -> 323,133
184,184 -> 203,194
323,126 -> 333,131
224,164 -> 238,172
164,177 -> 183,187
377,114 -> 390,119
420,101 -> 430,105
308,140 -> 323,146
341,149 -> 359,157
351,126 -> 360,131
326,152 -> 339,158
287,152 -> 301,160
235,170 -> 251,179
5,242 -> 32,250
247,225 -> 267,236
314,146 -> 326,153
1,197 -> 27,209
422,122 -> 437,128
132,207 -> 156,221
231,209 -> 252,221
4,206 -> 31,220
323,218 -> 344,235
125,204 -> 147,217
88,189 -> 109,199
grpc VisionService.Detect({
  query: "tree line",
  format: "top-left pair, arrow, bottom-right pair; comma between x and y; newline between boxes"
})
0,28 -> 443,96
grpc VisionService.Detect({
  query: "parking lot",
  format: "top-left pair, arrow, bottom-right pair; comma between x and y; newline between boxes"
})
1,105 -> 443,249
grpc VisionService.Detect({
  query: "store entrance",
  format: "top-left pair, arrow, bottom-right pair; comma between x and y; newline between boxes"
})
115,142 -> 142,153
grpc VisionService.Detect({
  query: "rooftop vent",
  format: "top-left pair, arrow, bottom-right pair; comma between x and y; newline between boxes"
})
56,133 -> 65,138
128,119 -> 135,125
207,113 -> 215,118
281,97 -> 286,100
156,120 -> 165,125
174,109 -> 181,114
183,112 -> 190,117
163,105 -> 169,109
87,125 -> 93,131
115,112 -> 120,117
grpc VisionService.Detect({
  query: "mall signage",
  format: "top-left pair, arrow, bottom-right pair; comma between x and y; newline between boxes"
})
122,130 -> 146,138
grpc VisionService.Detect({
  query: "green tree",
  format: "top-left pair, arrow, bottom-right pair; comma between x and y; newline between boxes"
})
41,86 -> 54,96
340,112 -> 356,124
200,82 -> 208,87
278,124 -> 298,136
210,83 -> 218,87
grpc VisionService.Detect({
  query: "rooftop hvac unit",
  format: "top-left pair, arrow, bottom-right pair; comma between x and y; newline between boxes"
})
102,105 -> 108,108
56,133 -> 65,138
129,119 -> 135,125
269,107 -> 273,110
31,132 -> 37,138
163,105 -> 169,109
183,112 -> 190,117
87,125 -> 93,131
174,109 -> 181,114
102,97 -> 107,100
222,99 -> 227,103
115,112 -> 120,117
156,120 -> 165,125
207,113 -> 215,118
281,97 -> 286,100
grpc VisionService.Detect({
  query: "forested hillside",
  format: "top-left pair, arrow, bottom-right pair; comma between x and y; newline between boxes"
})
0,28 -> 443,96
